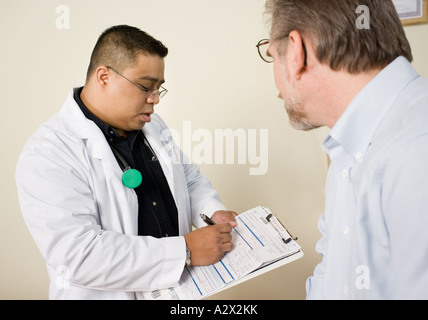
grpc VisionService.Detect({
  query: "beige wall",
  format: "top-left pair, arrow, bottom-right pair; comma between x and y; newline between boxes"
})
1,0 -> 427,300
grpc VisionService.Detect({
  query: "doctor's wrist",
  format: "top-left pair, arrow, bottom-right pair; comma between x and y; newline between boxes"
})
185,243 -> 191,266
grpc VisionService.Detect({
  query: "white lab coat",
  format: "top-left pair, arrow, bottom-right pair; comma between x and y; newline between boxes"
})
16,89 -> 226,300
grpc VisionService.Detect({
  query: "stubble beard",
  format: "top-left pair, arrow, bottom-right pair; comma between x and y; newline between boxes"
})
283,73 -> 318,132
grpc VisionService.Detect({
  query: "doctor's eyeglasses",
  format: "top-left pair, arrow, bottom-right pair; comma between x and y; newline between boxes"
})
107,66 -> 168,99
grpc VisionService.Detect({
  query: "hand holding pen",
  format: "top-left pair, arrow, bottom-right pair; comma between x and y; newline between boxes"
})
205,210 -> 238,227
183,210 -> 237,266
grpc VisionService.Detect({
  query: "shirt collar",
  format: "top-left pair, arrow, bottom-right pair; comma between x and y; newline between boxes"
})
323,57 -> 419,161
73,87 -> 141,147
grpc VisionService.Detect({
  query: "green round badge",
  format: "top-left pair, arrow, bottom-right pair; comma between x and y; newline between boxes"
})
122,169 -> 143,189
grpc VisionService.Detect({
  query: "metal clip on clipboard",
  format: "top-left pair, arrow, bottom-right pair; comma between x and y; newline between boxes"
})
266,213 -> 298,244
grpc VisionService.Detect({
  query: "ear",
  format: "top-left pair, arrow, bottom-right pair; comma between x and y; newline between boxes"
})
94,66 -> 110,88
288,30 -> 306,80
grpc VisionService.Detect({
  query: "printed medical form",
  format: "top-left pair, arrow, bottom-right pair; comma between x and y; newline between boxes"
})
144,206 -> 303,300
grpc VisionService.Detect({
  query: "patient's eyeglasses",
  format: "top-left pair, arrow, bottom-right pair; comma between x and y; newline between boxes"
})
256,38 -> 307,66
256,39 -> 273,63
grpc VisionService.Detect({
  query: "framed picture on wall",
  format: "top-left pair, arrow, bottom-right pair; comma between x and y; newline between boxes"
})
393,0 -> 428,25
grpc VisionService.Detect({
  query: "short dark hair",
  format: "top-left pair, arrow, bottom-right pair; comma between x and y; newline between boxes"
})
265,0 -> 413,73
86,25 -> 168,81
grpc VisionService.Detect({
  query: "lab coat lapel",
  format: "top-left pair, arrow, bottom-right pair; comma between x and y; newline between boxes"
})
61,89 -> 118,167
60,90 -> 139,235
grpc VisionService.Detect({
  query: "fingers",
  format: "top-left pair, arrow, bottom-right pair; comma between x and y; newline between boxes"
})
210,223 -> 234,256
220,237 -> 234,252
184,223 -> 234,266
216,222 -> 233,234
219,227 -> 232,244
211,210 -> 239,227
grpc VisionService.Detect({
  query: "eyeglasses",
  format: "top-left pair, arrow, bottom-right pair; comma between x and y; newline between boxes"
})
107,66 -> 168,99
256,38 -> 308,66
256,39 -> 273,63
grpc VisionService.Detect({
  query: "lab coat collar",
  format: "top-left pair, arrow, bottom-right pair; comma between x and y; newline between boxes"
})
59,88 -> 176,197
60,89 -> 117,163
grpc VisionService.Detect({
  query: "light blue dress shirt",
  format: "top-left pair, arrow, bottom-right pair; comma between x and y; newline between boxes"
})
306,57 -> 428,299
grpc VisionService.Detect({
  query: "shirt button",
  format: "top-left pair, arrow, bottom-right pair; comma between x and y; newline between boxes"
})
343,226 -> 350,235
343,286 -> 349,295
355,151 -> 362,160
341,170 -> 349,179
152,202 -> 157,206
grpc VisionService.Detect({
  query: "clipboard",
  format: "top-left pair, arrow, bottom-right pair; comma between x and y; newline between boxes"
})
143,206 -> 303,300
203,248 -> 304,299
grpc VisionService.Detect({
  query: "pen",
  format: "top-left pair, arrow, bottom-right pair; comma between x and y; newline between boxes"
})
200,213 -> 216,226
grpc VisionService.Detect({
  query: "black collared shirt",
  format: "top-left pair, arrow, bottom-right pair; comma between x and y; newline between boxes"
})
74,87 -> 178,238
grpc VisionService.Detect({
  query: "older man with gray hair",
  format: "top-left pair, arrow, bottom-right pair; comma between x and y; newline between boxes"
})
260,0 -> 428,299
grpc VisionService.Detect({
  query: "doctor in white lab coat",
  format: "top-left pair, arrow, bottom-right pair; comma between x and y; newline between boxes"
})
15,25 -> 237,300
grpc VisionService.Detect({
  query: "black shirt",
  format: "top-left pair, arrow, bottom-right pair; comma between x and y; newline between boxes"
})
73,87 -> 179,238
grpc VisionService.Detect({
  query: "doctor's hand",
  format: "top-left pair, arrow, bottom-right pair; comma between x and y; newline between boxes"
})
184,224 -> 233,266
211,210 -> 238,227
